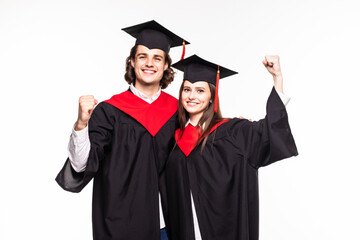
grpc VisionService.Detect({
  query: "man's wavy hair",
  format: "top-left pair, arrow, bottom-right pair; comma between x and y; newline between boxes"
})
124,45 -> 175,89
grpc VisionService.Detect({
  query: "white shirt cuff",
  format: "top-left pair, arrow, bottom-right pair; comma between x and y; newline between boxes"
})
275,89 -> 291,106
72,125 -> 89,144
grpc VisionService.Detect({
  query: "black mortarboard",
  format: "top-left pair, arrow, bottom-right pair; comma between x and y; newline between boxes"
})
172,55 -> 238,85
122,20 -> 190,54
172,54 -> 238,112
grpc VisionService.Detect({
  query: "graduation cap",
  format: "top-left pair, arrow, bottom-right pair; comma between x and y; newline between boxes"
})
122,20 -> 190,59
172,54 -> 238,112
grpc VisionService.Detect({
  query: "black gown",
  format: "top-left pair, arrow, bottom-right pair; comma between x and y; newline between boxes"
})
165,88 -> 298,240
56,90 -> 178,240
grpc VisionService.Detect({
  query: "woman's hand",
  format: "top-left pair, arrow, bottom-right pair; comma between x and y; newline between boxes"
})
263,55 -> 283,93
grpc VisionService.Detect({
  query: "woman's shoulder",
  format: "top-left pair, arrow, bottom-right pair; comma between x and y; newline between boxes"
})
220,117 -> 251,129
208,118 -> 245,139
214,118 -> 253,136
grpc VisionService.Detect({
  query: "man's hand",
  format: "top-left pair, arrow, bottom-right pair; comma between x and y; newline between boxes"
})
263,55 -> 283,93
239,116 -> 253,122
75,95 -> 98,131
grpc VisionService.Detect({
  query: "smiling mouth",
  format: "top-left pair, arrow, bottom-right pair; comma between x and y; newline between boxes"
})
142,69 -> 156,74
186,102 -> 199,106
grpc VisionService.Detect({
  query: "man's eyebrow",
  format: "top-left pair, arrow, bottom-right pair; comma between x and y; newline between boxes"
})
136,53 -> 147,57
153,54 -> 164,59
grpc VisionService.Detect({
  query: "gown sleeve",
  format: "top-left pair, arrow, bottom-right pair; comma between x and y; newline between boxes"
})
232,87 -> 298,169
56,102 -> 114,193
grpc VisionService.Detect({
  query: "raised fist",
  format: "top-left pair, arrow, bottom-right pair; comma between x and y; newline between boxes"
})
263,55 -> 284,93
262,55 -> 282,78
75,95 -> 98,131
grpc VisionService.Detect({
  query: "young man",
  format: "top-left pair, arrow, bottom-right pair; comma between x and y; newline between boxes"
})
56,20 -> 189,240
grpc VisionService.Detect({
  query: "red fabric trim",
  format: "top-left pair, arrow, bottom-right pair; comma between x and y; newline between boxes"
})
104,91 -> 178,136
175,125 -> 198,157
181,40 -> 185,60
214,66 -> 220,113
175,120 -> 229,157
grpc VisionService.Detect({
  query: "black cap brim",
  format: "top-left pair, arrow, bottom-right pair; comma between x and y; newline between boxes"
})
122,20 -> 190,53
172,55 -> 238,85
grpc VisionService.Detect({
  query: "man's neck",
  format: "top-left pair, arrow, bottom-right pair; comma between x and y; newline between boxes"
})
134,82 -> 160,99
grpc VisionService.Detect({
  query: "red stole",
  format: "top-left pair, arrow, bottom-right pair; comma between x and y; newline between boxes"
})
175,120 -> 228,157
104,91 -> 178,136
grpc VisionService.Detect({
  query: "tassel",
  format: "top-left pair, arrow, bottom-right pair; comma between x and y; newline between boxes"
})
214,65 -> 220,113
180,40 -> 185,60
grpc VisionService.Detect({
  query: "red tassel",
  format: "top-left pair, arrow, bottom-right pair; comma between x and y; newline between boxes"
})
180,40 -> 185,60
214,65 -> 220,113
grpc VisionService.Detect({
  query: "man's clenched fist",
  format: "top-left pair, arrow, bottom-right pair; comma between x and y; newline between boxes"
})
75,95 -> 98,131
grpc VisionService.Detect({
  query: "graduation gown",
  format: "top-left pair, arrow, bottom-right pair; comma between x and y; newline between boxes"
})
165,88 -> 298,240
56,90 -> 178,240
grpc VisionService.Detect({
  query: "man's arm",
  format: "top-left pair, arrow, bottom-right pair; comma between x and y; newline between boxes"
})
68,95 -> 97,172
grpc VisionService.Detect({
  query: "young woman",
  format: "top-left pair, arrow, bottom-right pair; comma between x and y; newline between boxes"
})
165,55 -> 298,240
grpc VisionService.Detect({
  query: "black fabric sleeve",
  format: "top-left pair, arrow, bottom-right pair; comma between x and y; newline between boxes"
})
55,102 -> 114,193
231,87 -> 298,169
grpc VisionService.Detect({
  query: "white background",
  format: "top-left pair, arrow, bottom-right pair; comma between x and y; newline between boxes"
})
1,0 -> 360,239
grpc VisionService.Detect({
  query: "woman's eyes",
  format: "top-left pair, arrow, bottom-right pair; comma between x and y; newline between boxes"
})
183,88 -> 204,93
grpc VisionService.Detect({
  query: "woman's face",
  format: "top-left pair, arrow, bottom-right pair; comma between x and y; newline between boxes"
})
181,80 -> 212,121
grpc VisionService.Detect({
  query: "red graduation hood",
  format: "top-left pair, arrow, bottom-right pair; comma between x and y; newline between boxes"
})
104,91 -> 178,137
175,120 -> 228,157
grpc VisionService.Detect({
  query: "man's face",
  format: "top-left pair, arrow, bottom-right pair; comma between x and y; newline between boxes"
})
131,45 -> 168,88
